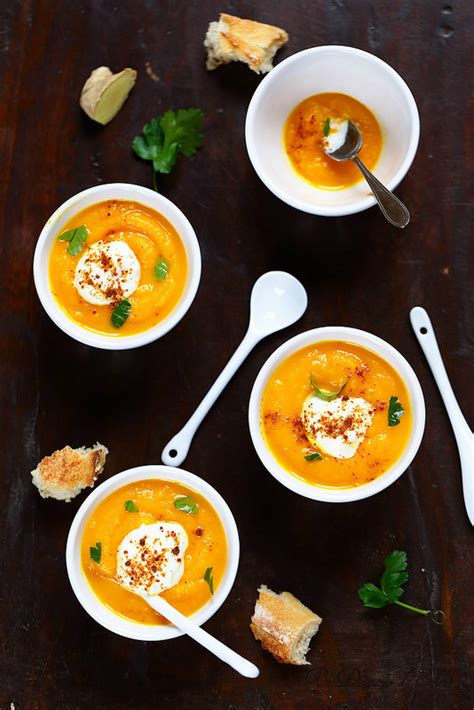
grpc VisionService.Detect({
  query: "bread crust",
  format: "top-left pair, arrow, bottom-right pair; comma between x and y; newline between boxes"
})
251,585 -> 322,665
204,13 -> 288,74
31,443 -> 108,501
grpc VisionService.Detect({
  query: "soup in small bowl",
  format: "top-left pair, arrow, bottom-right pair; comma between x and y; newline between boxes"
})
284,92 -> 382,190
34,183 -> 201,350
245,45 -> 419,216
66,466 -> 239,640
249,327 -> 425,502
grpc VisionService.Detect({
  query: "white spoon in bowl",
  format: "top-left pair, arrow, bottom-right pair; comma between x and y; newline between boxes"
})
116,524 -> 259,678
410,306 -> 473,525
162,271 -> 308,467
137,592 -> 259,678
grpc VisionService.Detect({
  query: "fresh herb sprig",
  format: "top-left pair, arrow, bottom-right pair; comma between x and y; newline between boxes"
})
58,225 -> 88,256
132,109 -> 204,191
388,396 -> 405,427
323,117 -> 331,137
358,550 -> 430,616
310,373 -> 349,401
204,566 -> 214,595
174,496 -> 199,515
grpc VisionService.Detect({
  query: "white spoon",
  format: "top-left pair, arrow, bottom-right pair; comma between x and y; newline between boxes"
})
410,307 -> 474,525
138,591 -> 259,678
162,271 -> 308,467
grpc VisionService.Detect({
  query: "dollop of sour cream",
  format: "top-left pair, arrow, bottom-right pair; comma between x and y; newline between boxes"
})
302,394 -> 374,459
74,240 -> 141,306
116,522 -> 188,596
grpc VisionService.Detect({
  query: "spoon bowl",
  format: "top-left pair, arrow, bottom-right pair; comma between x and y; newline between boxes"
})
324,119 -> 362,161
249,271 -> 308,335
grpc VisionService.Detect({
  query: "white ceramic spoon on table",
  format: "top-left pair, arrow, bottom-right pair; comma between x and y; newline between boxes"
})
136,592 -> 259,678
162,271 -> 308,467
410,307 -> 473,525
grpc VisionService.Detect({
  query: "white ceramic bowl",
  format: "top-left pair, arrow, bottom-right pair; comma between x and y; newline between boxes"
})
66,465 -> 240,641
249,327 -> 425,502
33,183 -> 201,349
245,46 -> 420,216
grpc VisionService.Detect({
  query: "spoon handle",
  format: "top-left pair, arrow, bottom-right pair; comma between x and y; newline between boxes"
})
410,306 -> 474,525
161,329 -> 260,466
353,156 -> 410,228
145,594 -> 260,678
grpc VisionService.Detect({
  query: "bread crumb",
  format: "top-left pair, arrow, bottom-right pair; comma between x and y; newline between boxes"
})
145,62 -> 159,82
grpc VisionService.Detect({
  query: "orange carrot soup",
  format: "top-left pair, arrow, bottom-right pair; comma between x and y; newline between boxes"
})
49,200 -> 187,336
261,341 -> 411,489
81,480 -> 227,625
284,93 -> 382,189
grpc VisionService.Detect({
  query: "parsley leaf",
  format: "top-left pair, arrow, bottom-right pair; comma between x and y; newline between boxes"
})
388,396 -> 405,427
380,549 -> 409,601
111,299 -> 131,328
124,500 -> 139,513
173,496 -> 199,515
323,117 -> 331,137
132,109 -> 204,190
310,373 -> 349,401
358,550 -> 430,615
154,256 -> 169,280
305,452 -> 322,461
58,225 -> 88,256
132,117 -> 163,162
204,566 -> 214,595
358,582 -> 388,608
90,541 -> 102,564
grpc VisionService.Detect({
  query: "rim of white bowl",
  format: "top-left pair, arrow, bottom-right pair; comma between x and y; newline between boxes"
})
33,183 -> 202,350
66,465 -> 240,641
248,326 -> 425,502
245,45 -> 420,217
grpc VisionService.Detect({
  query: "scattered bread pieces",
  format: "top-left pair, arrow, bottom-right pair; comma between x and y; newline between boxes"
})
80,67 -> 137,125
31,443 -> 108,502
204,14 -> 288,74
250,585 -> 322,665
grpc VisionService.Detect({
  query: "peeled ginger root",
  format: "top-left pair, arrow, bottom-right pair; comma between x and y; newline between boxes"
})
80,67 -> 137,125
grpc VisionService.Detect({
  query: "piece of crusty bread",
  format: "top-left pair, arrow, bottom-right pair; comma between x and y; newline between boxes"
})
251,585 -> 322,665
31,443 -> 108,502
204,13 -> 288,74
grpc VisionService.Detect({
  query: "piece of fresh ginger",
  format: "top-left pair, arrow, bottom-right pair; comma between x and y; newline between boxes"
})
79,66 -> 137,125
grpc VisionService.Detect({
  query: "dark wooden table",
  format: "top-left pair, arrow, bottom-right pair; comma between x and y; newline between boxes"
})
1,1 -> 472,708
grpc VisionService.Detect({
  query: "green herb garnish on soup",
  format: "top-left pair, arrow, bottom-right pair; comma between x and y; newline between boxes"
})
204,566 -> 214,595
173,496 -> 199,515
57,225 -> 88,256
90,541 -> 102,564
154,257 -> 169,280
111,299 -> 131,328
124,500 -> 139,512
388,396 -> 404,427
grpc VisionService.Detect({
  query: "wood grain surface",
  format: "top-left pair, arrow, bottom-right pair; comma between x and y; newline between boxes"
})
1,1 -> 472,708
